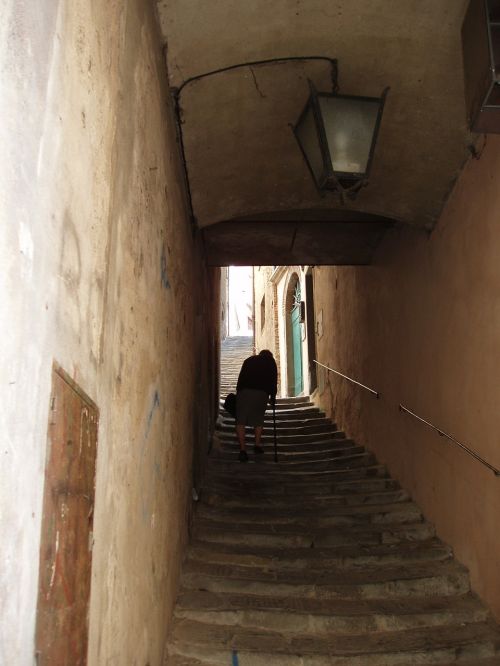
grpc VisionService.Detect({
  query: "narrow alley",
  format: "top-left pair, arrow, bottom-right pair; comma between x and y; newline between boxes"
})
3,1 -> 500,665
165,337 -> 500,664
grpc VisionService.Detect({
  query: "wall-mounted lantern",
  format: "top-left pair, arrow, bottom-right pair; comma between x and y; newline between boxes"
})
294,81 -> 389,196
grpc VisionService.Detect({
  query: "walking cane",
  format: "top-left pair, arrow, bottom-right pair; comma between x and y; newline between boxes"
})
273,400 -> 278,463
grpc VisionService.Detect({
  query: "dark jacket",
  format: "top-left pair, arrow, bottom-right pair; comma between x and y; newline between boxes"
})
236,354 -> 278,398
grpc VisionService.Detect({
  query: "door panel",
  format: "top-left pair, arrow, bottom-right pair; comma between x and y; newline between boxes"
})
35,366 -> 99,666
291,305 -> 303,395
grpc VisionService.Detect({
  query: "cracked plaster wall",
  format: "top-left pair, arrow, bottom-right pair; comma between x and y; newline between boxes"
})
0,1 -> 218,664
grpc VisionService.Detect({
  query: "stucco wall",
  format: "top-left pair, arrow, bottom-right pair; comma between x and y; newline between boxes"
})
0,2 -> 217,664
313,137 -> 500,621
253,267 -> 275,352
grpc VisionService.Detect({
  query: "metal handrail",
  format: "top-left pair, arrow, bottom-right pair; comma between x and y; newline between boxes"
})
399,404 -> 500,477
313,360 -> 380,398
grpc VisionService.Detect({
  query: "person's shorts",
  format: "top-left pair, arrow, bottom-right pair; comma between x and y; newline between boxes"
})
236,389 -> 269,427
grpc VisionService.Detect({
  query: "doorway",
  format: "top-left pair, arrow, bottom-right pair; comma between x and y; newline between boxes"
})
287,275 -> 303,396
305,270 -> 317,392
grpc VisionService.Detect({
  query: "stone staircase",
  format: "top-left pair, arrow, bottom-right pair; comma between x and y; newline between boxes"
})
164,337 -> 500,665
219,336 -> 255,397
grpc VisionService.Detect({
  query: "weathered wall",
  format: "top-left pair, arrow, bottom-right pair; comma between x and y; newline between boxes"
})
253,267 -> 276,352
313,136 -> 500,621
0,2 -> 217,664
158,0 -> 470,230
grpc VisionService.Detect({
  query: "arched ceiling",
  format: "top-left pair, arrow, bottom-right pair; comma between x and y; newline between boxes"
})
157,0 -> 473,263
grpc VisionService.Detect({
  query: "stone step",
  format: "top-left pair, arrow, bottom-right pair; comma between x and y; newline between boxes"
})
203,476 -> 401,498
167,619 -> 500,664
181,560 -> 469,600
195,500 -> 423,526
217,421 -> 337,436
174,593 -> 489,635
201,486 -> 411,509
219,410 -> 333,428
205,463 -> 389,483
221,406 -> 325,419
219,396 -> 313,408
187,538 -> 453,570
216,439 -> 352,454
217,430 -> 347,446
211,452 -> 376,473
182,558 -> 467,593
212,450 -> 371,469
193,520 -> 436,549
166,649 -> 500,665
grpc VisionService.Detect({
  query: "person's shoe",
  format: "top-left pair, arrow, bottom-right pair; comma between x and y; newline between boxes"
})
238,450 -> 248,463
254,445 -> 264,455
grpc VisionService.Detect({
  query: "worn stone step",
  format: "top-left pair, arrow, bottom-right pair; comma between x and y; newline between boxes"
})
201,487 -> 410,509
195,500 -> 423,527
214,440 -> 354,457
221,415 -> 330,428
220,397 -> 314,409
176,587 -> 476,616
211,452 -> 376,473
193,520 -> 436,549
207,454 -> 387,474
214,444 -> 361,461
186,539 -> 453,573
204,476 -> 401,498
218,422 -> 338,436
217,431 -> 347,447
217,423 -> 345,444
188,537 -> 452,568
182,558 -> 468,594
174,593 -> 489,635
167,619 -> 500,664
167,648 -> 500,666
181,565 -> 469,601
221,408 -> 326,421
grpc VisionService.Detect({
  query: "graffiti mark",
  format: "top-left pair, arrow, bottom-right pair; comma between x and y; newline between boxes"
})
145,390 -> 160,439
160,245 -> 170,290
139,389 -> 162,522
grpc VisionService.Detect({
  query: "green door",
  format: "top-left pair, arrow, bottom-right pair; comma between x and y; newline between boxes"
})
291,283 -> 303,395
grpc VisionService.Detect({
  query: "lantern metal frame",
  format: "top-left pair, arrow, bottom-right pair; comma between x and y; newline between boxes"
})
293,81 -> 389,196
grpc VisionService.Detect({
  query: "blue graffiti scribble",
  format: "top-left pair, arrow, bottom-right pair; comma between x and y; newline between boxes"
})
139,389 -> 161,522
145,390 -> 160,439
160,245 -> 170,289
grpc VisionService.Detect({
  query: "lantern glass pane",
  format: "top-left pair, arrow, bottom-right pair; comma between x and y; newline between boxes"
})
319,96 -> 380,176
295,104 -> 325,183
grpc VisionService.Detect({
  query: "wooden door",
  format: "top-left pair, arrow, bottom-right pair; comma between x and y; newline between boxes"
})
35,365 -> 99,666
291,282 -> 303,396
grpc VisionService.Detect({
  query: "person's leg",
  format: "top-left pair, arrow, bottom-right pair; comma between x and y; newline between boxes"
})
236,424 -> 246,451
254,425 -> 264,453
237,425 -> 248,462
235,391 -> 248,462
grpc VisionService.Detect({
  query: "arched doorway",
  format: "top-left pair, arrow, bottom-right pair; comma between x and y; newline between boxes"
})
286,275 -> 303,396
